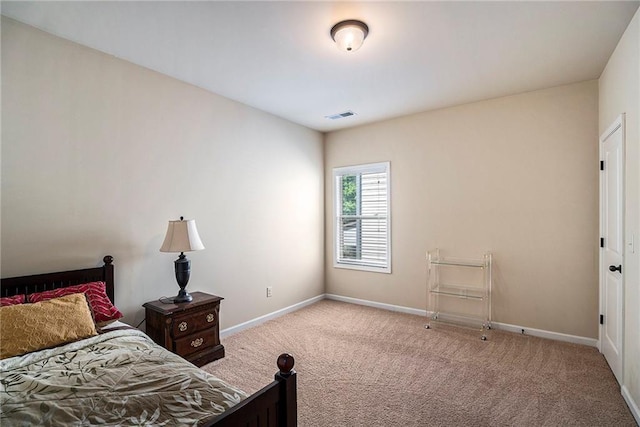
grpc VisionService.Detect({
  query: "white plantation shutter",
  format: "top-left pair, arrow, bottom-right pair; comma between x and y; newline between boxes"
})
334,162 -> 391,273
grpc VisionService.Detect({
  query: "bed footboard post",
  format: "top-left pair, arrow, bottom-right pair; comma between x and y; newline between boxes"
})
275,353 -> 297,426
102,255 -> 115,303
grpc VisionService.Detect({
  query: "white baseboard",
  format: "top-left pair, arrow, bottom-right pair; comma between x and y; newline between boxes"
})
622,385 -> 640,425
325,293 -> 598,347
325,293 -> 426,316
220,294 -> 324,338
222,293 -> 599,347
490,321 -> 598,347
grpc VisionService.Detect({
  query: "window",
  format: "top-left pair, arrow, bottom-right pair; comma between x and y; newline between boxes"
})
333,162 -> 390,273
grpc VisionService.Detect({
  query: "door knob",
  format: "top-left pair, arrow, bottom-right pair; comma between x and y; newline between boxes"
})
609,265 -> 622,273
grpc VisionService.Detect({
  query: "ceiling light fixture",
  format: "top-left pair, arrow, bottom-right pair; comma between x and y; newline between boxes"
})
330,19 -> 369,52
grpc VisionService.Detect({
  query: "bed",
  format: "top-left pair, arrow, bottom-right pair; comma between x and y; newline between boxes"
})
0,256 -> 297,426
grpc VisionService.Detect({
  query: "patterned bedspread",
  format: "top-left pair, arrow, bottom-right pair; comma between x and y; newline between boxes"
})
0,329 -> 247,426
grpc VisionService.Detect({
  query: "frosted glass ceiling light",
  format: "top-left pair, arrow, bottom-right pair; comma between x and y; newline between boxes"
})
331,20 -> 369,52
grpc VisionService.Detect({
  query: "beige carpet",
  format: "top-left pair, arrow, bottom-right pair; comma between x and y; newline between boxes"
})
203,300 -> 636,426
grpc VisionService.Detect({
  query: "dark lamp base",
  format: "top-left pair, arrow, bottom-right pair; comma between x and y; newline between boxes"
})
174,289 -> 193,303
173,253 -> 193,303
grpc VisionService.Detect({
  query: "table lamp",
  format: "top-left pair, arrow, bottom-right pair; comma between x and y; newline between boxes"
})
160,216 -> 205,303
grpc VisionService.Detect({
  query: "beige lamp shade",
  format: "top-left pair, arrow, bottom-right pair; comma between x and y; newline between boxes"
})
159,218 -> 205,253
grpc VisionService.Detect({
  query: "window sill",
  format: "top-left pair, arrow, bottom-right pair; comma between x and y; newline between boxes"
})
333,262 -> 391,274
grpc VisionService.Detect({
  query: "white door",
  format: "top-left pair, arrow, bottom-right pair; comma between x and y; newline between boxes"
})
599,114 -> 625,385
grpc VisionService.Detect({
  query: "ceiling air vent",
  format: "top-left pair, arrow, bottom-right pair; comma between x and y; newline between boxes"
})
325,110 -> 356,120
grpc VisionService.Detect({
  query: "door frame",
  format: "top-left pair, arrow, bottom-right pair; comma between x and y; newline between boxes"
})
598,113 -> 625,382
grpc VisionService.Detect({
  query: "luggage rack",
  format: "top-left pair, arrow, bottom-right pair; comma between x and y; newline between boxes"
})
425,249 -> 492,340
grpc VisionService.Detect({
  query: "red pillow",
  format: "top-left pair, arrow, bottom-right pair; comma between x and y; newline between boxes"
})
28,282 -> 122,324
0,294 -> 25,306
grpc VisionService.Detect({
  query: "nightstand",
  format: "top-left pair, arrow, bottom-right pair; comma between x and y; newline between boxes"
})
143,292 -> 225,367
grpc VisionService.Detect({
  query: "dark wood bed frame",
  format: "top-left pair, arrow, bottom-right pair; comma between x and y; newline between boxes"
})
0,256 -> 297,427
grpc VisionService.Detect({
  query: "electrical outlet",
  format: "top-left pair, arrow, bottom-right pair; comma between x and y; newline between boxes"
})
266,287 -> 273,298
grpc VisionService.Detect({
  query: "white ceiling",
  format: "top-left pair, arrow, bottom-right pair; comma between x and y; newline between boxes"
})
2,1 -> 638,132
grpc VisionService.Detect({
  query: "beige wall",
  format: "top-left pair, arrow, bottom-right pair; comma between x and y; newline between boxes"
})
1,17 -> 325,329
325,80 -> 599,339
599,8 -> 640,417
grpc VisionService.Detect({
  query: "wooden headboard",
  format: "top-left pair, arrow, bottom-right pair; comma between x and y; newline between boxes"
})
0,256 -> 115,303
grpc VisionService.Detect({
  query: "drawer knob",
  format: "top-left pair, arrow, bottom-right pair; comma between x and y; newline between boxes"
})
178,321 -> 188,332
206,313 -> 215,323
191,338 -> 204,348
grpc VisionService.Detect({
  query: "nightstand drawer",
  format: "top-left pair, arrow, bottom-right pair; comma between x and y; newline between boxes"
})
174,328 -> 218,357
171,308 -> 218,338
